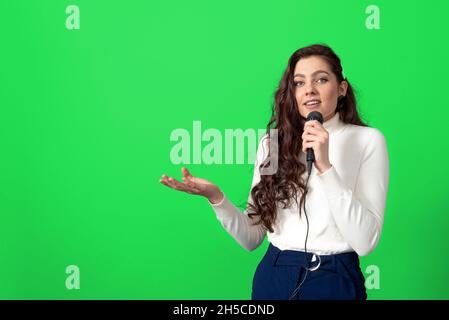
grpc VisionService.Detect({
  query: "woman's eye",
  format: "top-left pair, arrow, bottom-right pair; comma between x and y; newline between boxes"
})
295,78 -> 327,87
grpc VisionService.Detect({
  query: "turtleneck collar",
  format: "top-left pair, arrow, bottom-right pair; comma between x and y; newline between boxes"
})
323,111 -> 345,134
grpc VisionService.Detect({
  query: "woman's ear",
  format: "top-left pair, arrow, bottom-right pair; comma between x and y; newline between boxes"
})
339,80 -> 348,96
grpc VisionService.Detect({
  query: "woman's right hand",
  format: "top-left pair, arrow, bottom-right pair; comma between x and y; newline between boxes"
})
159,167 -> 224,204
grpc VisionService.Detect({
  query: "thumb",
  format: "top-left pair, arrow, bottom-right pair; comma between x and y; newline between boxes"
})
182,167 -> 193,179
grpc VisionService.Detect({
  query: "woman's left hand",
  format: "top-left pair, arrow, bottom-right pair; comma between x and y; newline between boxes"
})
301,120 -> 333,174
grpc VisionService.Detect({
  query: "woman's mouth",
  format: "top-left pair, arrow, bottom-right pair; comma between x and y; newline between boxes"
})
304,101 -> 321,109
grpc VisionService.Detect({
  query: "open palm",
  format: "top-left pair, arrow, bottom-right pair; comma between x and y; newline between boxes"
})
159,167 -> 222,203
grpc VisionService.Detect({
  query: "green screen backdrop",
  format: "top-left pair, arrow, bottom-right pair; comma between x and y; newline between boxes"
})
1,0 -> 448,299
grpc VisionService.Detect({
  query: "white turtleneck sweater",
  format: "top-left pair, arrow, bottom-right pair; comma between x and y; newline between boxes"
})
208,111 -> 389,256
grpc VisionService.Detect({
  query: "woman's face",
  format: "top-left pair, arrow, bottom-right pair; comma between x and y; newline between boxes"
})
293,56 -> 347,122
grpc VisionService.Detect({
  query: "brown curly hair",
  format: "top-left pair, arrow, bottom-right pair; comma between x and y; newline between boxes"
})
246,43 -> 369,233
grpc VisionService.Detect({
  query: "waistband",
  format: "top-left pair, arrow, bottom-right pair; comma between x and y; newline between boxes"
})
267,242 -> 360,272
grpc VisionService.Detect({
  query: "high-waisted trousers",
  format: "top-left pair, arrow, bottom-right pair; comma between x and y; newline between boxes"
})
251,242 -> 367,300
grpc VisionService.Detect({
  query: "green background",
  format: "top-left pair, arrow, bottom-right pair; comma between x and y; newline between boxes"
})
1,0 -> 448,299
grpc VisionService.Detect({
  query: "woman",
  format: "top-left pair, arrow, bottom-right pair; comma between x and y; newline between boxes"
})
160,44 -> 389,300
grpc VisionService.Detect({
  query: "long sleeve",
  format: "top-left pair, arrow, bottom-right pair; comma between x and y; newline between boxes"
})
208,135 -> 269,251
316,128 -> 390,256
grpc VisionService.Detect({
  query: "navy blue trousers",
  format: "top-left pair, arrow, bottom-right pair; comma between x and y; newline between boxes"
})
251,242 -> 367,300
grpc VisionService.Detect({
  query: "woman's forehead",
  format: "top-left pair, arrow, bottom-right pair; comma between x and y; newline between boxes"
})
294,56 -> 331,75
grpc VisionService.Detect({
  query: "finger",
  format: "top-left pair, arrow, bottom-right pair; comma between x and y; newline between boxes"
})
305,135 -> 326,144
160,175 -> 177,189
303,127 -> 324,138
159,174 -> 169,184
302,129 -> 326,141
180,168 -> 195,185
160,173 -> 201,194
182,167 -> 193,179
181,170 -> 201,185
303,140 -> 318,148
303,133 -> 322,142
302,142 -> 315,152
160,175 -> 186,191
166,176 -> 192,192
302,131 -> 319,141
305,120 -> 323,129
304,126 -> 321,134
182,169 -> 202,192
302,133 -> 313,143
302,143 -> 308,152
160,175 -> 175,189
310,120 -> 322,127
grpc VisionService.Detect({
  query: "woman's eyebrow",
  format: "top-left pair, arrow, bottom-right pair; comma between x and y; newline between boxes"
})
294,70 -> 329,78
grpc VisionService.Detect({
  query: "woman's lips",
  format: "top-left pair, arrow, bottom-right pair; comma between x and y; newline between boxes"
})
305,102 -> 321,109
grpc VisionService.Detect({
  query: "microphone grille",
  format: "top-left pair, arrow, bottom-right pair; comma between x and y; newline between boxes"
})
306,111 -> 324,124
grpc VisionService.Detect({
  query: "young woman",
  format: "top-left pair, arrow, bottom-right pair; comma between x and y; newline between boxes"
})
160,44 -> 389,300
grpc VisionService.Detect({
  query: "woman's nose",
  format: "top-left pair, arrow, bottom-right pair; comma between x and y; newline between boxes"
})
304,82 -> 318,95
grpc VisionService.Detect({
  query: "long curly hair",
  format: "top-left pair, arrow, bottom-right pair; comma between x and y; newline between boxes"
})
247,44 -> 369,233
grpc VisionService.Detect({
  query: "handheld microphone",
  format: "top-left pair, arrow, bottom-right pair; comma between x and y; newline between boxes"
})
305,111 -> 324,176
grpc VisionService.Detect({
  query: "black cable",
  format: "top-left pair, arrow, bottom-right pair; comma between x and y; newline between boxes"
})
288,161 -> 313,300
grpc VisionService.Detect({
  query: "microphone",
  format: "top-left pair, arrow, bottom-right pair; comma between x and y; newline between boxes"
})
305,111 -> 324,176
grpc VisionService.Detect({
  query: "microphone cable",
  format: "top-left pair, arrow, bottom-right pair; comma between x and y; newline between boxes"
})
288,159 -> 318,300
